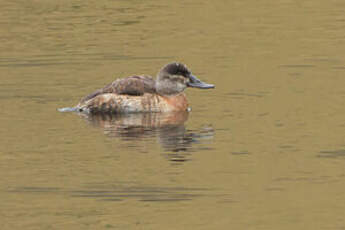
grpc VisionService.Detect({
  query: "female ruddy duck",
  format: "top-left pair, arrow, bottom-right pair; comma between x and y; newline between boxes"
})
63,62 -> 214,113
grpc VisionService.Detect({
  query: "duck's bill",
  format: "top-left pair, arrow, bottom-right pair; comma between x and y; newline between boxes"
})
187,75 -> 215,89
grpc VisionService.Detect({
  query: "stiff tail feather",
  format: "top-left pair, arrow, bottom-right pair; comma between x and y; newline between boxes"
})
57,107 -> 79,113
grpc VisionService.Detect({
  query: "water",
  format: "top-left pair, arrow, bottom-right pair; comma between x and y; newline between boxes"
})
1,0 -> 345,229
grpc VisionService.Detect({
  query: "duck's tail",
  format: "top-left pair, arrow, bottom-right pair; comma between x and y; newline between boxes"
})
58,106 -> 90,113
57,107 -> 79,113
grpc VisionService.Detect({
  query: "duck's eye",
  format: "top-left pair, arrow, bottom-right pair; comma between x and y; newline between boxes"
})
178,71 -> 190,77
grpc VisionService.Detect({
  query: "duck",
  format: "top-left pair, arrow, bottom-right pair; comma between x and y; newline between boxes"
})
64,62 -> 214,113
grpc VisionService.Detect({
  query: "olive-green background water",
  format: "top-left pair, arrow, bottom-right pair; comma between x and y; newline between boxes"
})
1,0 -> 345,229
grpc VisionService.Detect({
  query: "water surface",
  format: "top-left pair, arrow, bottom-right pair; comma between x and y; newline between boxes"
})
1,0 -> 345,229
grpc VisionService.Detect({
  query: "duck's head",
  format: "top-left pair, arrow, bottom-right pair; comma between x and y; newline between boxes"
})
156,62 -> 215,96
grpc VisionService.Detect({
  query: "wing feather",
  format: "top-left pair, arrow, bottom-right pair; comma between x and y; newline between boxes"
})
79,75 -> 156,103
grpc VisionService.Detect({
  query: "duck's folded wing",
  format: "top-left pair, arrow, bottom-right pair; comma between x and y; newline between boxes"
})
79,75 -> 156,103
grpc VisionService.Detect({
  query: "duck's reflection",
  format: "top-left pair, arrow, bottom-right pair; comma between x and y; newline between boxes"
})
79,112 -> 214,160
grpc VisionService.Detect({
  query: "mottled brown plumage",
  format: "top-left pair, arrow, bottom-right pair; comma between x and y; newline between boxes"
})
78,93 -> 188,113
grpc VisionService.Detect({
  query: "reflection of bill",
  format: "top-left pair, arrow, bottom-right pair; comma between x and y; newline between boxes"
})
79,112 -> 214,160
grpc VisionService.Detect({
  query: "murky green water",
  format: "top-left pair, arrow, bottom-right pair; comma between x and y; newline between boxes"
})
1,0 -> 345,229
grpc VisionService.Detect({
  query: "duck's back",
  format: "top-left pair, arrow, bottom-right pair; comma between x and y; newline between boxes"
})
79,75 -> 156,103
